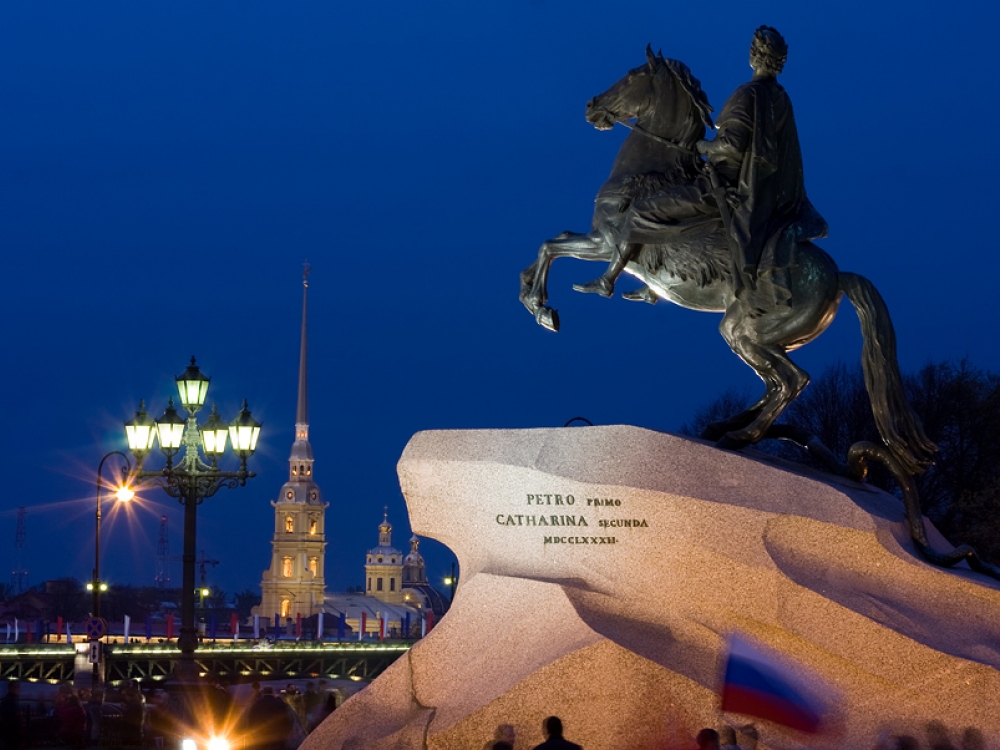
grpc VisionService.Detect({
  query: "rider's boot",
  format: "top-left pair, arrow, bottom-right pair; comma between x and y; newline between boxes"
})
622,285 -> 657,304
572,243 -> 637,297
572,274 -> 615,297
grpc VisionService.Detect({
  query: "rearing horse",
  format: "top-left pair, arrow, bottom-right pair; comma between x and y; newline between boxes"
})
519,47 -> 935,476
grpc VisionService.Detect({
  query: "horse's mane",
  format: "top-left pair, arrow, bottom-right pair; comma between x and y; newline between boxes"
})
657,54 -> 714,131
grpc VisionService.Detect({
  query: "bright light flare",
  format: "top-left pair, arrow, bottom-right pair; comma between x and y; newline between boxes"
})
207,737 -> 230,750
115,486 -> 135,503
182,739 -> 197,750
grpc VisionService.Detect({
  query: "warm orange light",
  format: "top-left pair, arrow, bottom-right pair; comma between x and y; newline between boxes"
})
115,486 -> 135,503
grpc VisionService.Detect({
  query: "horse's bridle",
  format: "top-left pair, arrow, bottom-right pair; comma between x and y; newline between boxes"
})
614,118 -> 690,153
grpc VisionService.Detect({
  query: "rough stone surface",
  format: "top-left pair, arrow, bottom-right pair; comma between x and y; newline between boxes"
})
302,426 -> 1000,750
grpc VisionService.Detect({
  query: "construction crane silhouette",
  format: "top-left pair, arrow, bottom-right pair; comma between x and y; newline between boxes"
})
155,517 -> 219,590
196,551 -> 220,589
156,516 -> 170,588
10,508 -> 27,594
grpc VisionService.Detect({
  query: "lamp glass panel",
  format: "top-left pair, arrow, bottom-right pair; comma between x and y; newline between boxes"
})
125,423 -> 156,452
202,426 -> 228,455
230,423 -> 261,453
157,420 -> 185,450
177,379 -> 209,410
230,424 -> 249,452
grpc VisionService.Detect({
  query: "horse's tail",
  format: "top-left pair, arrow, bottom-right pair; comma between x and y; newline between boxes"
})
839,272 -> 937,475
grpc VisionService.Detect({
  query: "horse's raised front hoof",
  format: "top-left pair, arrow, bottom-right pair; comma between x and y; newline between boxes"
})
535,306 -> 560,332
716,433 -> 751,451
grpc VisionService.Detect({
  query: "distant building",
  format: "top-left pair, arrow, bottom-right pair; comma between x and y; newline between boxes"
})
323,512 -> 448,637
255,269 -> 328,621
254,269 -> 448,636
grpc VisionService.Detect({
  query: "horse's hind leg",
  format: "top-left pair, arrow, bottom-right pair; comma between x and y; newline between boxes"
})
701,406 -> 763,442
718,315 -> 810,447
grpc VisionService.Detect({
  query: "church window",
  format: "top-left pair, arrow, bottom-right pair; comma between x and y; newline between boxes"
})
280,599 -> 290,618
306,466 -> 311,475
282,557 -> 293,577
309,557 -> 318,577
391,557 -> 396,563
285,516 -> 294,533
286,491 -> 294,500
378,556 -> 383,563
377,578 -> 383,591
292,466 -> 298,476
310,491 -> 318,501
367,577 -> 372,591
309,518 -> 317,535
390,578 -> 396,591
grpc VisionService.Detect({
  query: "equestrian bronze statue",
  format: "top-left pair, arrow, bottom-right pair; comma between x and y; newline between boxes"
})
518,29 -> 1000,578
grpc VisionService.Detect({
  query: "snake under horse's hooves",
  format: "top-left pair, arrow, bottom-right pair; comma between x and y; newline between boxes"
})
713,422 -> 1000,582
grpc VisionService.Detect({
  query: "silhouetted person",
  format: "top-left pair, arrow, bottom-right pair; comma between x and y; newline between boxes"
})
894,736 -> 921,750
531,716 -> 582,750
926,721 -> 956,750
484,723 -> 516,750
719,726 -> 739,750
85,688 -> 105,743
737,724 -> 758,750
961,727 -> 984,750
55,695 -> 87,747
696,728 -> 720,750
303,682 -> 321,719
245,687 -> 293,750
0,682 -> 21,750
308,693 -> 338,733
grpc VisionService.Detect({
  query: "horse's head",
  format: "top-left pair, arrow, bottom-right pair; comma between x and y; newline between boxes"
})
586,46 -> 713,146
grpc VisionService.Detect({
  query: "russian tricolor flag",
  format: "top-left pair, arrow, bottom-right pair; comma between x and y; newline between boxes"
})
720,633 -> 833,733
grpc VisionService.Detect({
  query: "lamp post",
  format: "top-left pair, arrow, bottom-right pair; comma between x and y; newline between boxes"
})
444,562 -> 457,602
90,451 -> 133,688
124,357 -> 261,681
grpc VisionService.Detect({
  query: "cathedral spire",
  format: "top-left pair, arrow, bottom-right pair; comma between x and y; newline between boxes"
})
290,263 -> 314,480
296,262 -> 310,434
255,264 -> 327,623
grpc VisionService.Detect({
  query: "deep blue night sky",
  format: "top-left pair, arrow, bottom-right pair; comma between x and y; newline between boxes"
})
1,1 -> 998,598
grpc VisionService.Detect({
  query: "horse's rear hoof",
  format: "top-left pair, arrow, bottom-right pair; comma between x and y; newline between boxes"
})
716,433 -> 750,451
535,306 -> 560,332
700,424 -> 725,441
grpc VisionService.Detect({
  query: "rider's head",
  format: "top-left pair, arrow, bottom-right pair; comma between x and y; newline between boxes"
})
749,26 -> 787,76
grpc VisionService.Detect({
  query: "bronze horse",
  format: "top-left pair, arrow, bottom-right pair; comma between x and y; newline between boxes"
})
519,48 -> 936,477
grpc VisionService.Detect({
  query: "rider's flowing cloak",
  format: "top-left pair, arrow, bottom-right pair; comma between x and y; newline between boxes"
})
716,78 -> 827,306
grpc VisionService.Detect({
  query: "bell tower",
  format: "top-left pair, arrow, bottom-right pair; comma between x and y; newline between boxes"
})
256,265 -> 328,621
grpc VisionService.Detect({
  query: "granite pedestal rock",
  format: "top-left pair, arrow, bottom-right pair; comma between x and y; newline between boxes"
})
302,426 -> 1000,750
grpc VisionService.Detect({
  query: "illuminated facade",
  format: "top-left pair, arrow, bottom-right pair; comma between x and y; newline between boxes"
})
365,511 -> 404,604
256,270 -> 328,620
320,512 -> 447,637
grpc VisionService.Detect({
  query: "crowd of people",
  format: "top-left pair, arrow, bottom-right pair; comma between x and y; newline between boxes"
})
481,716 -> 991,750
1,685 -> 993,750
0,678 -> 342,750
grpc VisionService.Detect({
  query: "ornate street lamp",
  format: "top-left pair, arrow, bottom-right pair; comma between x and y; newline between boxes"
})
123,356 -> 261,680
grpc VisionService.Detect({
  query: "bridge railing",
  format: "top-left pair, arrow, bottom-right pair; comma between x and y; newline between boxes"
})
0,644 -> 75,682
104,640 -> 414,685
